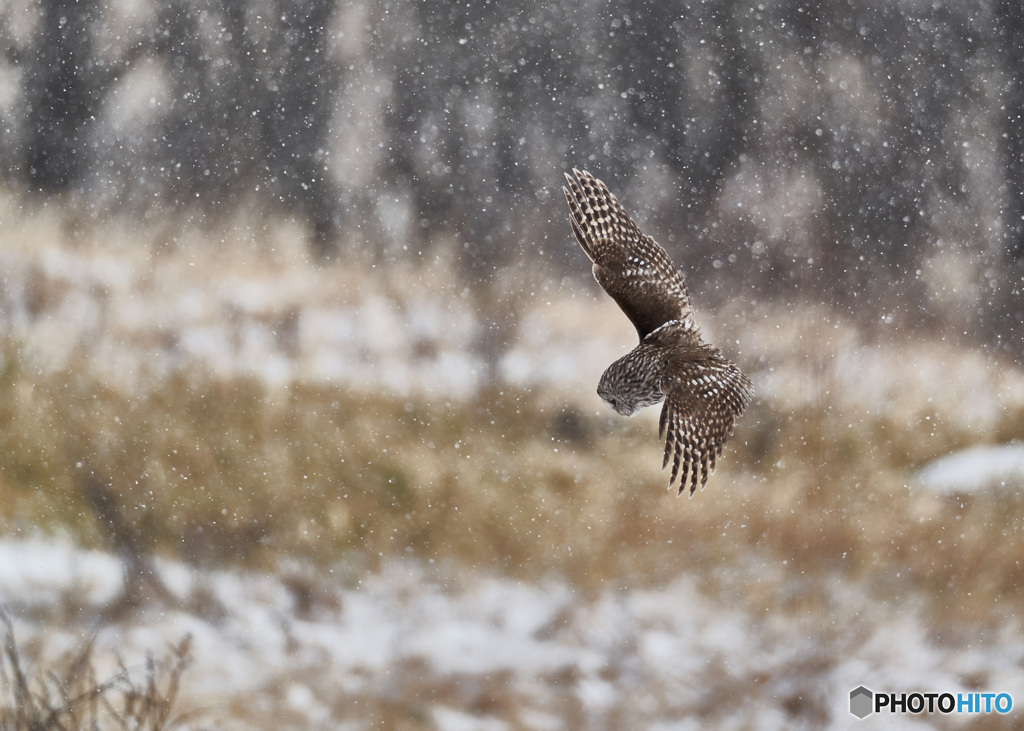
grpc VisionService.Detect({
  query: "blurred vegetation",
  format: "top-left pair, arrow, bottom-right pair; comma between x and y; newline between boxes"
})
2,332 -> 1023,628
0,612 -> 202,730
3,1 -> 1024,723
1,0 -> 1024,351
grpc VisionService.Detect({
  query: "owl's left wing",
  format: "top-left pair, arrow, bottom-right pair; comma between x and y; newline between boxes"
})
563,169 -> 695,340
659,351 -> 753,496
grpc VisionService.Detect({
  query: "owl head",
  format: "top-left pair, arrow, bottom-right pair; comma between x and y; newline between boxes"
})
597,354 -> 664,416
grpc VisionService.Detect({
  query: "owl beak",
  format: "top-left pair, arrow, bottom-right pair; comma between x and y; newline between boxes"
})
603,397 -> 635,417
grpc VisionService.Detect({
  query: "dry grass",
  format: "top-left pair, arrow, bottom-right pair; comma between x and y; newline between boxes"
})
1,326 -> 1023,630
2,206 -> 1024,613
0,611 -> 201,730
4,209 -> 1024,726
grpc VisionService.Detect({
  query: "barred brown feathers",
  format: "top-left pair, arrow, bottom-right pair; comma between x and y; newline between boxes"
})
563,169 -> 752,496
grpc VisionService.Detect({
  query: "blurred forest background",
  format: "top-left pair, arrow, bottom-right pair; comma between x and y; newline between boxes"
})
2,0 -> 1024,350
3,0 -> 1024,728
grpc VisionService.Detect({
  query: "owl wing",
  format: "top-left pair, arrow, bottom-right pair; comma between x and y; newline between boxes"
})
658,349 -> 753,496
563,169 -> 695,340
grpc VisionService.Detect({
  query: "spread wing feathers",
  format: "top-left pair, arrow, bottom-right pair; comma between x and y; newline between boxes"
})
658,354 -> 753,496
562,169 -> 695,339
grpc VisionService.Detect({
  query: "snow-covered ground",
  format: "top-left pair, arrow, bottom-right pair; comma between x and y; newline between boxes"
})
917,443 -> 1024,496
2,536 -> 1023,729
5,229 -> 1024,727
5,231 -> 1024,437
0,229 -> 623,401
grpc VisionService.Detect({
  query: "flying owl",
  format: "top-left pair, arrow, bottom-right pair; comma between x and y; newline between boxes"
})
562,169 -> 752,496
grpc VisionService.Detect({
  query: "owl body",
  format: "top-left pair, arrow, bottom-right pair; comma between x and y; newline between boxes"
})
597,343 -> 665,417
563,169 -> 752,496
598,319 -> 702,416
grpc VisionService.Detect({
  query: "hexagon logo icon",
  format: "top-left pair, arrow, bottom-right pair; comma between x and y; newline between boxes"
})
850,686 -> 874,719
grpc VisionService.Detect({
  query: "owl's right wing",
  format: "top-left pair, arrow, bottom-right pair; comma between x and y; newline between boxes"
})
563,169 -> 695,339
658,349 -> 753,496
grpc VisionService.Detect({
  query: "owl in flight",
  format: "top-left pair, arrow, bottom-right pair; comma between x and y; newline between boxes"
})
563,169 -> 752,496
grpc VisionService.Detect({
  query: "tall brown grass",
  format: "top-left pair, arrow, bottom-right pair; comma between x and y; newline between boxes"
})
1,326 -> 1022,628
4,211 -> 1024,726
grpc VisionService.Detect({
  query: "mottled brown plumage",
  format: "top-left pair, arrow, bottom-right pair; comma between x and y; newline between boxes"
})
563,169 -> 752,495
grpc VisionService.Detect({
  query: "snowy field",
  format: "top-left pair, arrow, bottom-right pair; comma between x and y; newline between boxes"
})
3,220 -> 1024,429
3,222 -> 1024,728
0,220 -> 618,400
917,443 -> 1024,496
4,535 -> 1024,729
